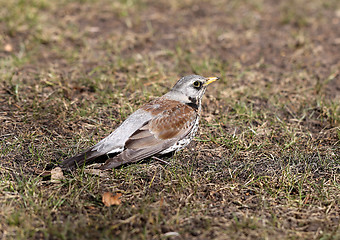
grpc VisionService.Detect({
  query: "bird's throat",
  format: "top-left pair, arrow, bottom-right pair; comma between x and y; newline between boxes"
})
187,97 -> 199,111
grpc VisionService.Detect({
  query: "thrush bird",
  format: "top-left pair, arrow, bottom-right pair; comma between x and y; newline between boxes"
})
62,75 -> 219,170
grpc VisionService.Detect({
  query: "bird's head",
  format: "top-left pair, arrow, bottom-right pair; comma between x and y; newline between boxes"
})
166,75 -> 219,104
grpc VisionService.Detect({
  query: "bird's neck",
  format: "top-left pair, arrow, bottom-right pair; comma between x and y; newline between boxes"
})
164,91 -> 201,112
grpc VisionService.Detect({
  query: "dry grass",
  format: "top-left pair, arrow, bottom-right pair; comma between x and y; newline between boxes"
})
0,0 -> 339,239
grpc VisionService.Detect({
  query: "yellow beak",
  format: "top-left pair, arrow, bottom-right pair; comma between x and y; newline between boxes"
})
204,77 -> 220,86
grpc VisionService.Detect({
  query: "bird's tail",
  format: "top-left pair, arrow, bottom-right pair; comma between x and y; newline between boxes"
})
61,147 -> 101,169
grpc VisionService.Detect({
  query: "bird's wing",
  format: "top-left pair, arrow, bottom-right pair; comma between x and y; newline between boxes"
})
61,109 -> 154,169
100,101 -> 197,169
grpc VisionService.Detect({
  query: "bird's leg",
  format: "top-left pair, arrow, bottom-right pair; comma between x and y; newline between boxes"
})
151,156 -> 170,165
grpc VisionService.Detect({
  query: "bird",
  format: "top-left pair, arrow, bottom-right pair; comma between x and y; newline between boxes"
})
61,75 -> 219,170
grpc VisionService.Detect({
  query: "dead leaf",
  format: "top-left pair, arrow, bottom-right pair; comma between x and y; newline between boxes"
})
102,192 -> 122,206
51,167 -> 64,183
4,44 -> 13,52
204,115 -> 214,122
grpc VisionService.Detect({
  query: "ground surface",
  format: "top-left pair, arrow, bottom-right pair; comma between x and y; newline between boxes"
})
0,0 -> 339,239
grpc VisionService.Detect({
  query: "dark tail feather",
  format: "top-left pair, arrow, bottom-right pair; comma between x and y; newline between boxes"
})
61,147 -> 102,169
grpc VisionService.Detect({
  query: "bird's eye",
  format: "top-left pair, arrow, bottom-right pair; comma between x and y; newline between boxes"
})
193,81 -> 202,89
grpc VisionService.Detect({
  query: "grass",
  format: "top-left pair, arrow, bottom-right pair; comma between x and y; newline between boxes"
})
0,0 -> 339,239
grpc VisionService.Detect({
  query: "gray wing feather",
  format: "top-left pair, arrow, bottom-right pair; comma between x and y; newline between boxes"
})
61,109 -> 153,169
99,139 -> 176,170
92,109 -> 154,154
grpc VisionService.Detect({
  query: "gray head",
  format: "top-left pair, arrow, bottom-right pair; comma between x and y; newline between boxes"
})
165,75 -> 219,104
